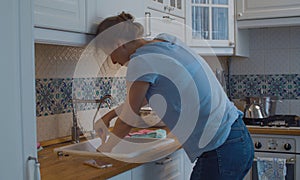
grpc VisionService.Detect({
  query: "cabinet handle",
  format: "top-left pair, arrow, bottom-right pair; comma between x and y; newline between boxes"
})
145,12 -> 151,37
164,5 -> 168,11
163,16 -> 175,21
229,41 -> 235,46
238,13 -> 243,17
155,157 -> 173,165
168,6 -> 175,12
28,156 -> 41,180
164,5 -> 174,12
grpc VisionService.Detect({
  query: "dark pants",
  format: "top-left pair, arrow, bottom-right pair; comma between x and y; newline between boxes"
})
190,117 -> 254,180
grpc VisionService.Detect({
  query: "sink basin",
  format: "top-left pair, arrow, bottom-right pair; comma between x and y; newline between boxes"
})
54,137 -> 175,159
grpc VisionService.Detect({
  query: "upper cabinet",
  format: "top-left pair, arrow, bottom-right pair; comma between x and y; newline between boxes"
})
186,0 -> 236,55
33,0 -> 248,56
34,0 -> 86,32
87,0 -> 185,41
147,0 -> 185,18
34,0 -> 94,46
236,0 -> 300,28
86,0 -> 146,34
237,0 -> 300,20
145,9 -> 185,42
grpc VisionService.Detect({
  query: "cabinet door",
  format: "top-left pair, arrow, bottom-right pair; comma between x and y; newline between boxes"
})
236,0 -> 300,20
186,0 -> 234,48
1,0 -> 37,179
147,0 -> 185,18
132,149 -> 184,180
34,0 -> 86,33
108,170 -> 132,180
183,150 -> 195,179
86,0 -> 146,34
145,9 -> 185,42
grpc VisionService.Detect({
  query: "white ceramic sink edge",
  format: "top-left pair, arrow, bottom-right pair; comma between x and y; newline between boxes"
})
54,137 -> 175,159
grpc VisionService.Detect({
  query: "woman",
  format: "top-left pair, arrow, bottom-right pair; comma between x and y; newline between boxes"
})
94,12 -> 254,180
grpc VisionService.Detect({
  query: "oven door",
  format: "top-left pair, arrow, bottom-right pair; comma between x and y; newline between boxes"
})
244,152 -> 298,180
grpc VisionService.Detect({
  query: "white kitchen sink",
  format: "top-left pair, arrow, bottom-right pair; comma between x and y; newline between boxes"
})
54,137 -> 175,159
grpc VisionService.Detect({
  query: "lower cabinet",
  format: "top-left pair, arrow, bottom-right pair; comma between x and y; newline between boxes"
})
108,170 -> 132,180
108,149 -> 195,180
132,149 -> 187,180
183,149 -> 195,179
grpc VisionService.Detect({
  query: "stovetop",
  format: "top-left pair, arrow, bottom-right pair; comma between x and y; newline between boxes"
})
243,115 -> 300,128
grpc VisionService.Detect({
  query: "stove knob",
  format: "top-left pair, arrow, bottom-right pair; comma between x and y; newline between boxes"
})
284,143 -> 292,151
255,142 -> 262,149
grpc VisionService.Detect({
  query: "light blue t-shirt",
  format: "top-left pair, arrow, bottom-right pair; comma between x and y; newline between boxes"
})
126,33 -> 241,162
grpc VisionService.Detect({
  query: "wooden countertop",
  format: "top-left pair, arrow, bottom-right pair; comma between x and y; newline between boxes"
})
247,126 -> 300,136
39,141 -> 140,180
38,128 -> 180,180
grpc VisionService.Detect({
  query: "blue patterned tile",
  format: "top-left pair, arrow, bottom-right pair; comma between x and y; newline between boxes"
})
229,75 -> 265,98
229,75 -> 247,99
95,77 -> 113,108
229,74 -> 299,101
72,78 -> 95,111
73,78 -> 96,100
243,75 -> 265,97
54,78 -> 73,114
265,75 -> 289,98
111,77 -> 127,105
36,77 -> 120,116
36,79 -> 56,116
292,74 -> 300,99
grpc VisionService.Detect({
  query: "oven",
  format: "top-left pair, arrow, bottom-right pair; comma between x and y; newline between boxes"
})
244,134 -> 300,180
243,115 -> 300,180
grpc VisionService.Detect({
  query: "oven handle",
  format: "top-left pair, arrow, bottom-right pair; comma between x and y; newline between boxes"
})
254,157 -> 296,164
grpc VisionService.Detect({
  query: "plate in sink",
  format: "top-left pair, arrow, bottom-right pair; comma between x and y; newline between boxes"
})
54,137 -> 175,159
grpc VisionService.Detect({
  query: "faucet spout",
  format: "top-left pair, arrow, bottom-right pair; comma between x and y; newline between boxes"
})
71,94 -> 112,143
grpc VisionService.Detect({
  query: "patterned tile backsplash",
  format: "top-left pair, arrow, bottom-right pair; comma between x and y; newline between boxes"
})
36,77 -> 126,117
229,74 -> 299,99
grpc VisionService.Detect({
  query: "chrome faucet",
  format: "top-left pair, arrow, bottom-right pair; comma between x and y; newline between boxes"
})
71,94 -> 112,143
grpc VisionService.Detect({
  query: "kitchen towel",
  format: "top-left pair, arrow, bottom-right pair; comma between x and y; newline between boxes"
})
257,157 -> 286,180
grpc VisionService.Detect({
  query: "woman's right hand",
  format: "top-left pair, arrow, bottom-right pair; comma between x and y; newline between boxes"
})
94,118 -> 110,143
94,109 -> 118,143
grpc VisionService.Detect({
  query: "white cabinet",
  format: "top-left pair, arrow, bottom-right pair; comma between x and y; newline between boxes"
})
186,0 -> 235,53
147,0 -> 185,18
34,0 -> 86,33
1,0 -> 37,179
236,0 -> 300,20
183,149 -> 195,179
34,0 -> 93,46
145,9 -> 185,42
108,170 -> 132,180
236,0 -> 300,29
132,149 -> 184,180
86,0 -> 146,34
86,0 -> 185,41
